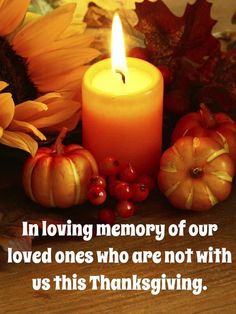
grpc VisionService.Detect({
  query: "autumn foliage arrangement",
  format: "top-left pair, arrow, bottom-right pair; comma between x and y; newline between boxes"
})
0,0 -> 236,250
132,0 -> 236,211
135,0 -> 235,118
17,0 -> 236,212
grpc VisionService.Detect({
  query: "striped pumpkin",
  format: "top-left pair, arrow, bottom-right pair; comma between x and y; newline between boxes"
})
23,128 -> 98,208
158,136 -> 235,211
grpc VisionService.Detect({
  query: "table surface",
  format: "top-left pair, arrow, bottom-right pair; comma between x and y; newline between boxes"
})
1,1 -> 236,313
0,156 -> 235,314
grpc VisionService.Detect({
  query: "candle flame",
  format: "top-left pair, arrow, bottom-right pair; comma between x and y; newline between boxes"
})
111,13 -> 127,80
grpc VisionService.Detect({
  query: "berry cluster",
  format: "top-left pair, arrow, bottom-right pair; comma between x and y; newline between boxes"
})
87,157 -> 155,224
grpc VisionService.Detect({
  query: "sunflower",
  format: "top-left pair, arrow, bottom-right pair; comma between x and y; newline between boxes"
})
0,0 -> 99,154
0,80 -> 45,155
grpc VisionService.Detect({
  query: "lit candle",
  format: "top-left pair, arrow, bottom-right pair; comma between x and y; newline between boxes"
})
82,13 -> 163,175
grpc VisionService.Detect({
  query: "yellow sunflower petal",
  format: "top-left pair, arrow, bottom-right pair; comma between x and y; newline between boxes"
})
31,65 -> 88,92
0,92 -> 15,129
9,120 -> 46,141
0,0 -> 30,36
29,99 -> 80,129
59,23 -> 86,38
36,92 -> 61,104
30,48 -> 99,77
0,130 -> 38,156
30,110 -> 79,130
29,96 -> 78,120
44,110 -> 81,133
31,67 -> 85,93
58,89 -> 80,102
40,98 -> 79,116
12,4 -> 76,58
28,48 -> 99,92
39,34 -> 95,54
14,100 -> 48,121
23,12 -> 42,26
0,81 -> 8,91
58,78 -> 85,101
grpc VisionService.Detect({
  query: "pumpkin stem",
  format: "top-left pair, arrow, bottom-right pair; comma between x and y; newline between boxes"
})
200,103 -> 217,129
54,127 -> 68,155
190,167 -> 204,179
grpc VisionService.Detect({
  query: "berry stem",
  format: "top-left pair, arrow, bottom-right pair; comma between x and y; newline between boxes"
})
53,127 -> 68,155
200,103 -> 217,129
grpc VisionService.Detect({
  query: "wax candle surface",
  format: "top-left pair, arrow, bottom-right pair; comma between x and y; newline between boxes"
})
82,57 -> 163,176
92,67 -> 153,95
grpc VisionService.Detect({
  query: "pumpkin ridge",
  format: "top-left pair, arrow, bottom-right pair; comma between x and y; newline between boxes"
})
172,145 -> 182,159
205,185 -> 218,206
210,171 -> 233,182
67,157 -> 80,205
76,150 -> 98,174
28,154 -> 50,203
48,157 -> 56,207
207,148 -> 227,163
185,186 -> 193,210
160,165 -> 177,173
24,157 -> 40,202
165,181 -> 181,197
215,131 -> 229,152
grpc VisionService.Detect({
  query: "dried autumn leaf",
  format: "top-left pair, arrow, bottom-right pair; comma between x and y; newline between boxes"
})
203,50 -> 236,92
136,0 -> 220,71
198,49 -> 236,115
0,226 -> 32,252
0,206 -> 65,252
0,212 -> 32,252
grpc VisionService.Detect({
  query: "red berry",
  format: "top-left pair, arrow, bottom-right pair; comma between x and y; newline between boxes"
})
98,208 -> 116,224
128,47 -> 149,61
114,182 -> 132,201
88,175 -> 106,189
131,183 -> 149,202
88,186 -> 106,206
137,175 -> 155,192
99,156 -> 120,177
158,65 -> 173,85
116,201 -> 135,218
120,163 -> 137,183
108,176 -> 119,196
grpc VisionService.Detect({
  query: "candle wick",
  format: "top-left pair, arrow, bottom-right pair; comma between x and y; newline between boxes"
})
115,69 -> 126,84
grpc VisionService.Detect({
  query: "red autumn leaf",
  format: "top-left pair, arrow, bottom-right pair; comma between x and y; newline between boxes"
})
136,0 -> 220,70
198,49 -> 236,114
201,50 -> 236,90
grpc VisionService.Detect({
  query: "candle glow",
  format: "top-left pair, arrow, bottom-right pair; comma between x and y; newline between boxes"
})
82,14 -> 164,175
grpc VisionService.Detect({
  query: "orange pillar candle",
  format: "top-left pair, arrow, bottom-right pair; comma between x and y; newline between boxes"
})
82,14 -> 163,175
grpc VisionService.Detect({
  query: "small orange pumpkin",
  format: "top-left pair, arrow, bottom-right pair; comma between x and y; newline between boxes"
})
171,104 -> 236,165
158,136 -> 235,211
23,128 -> 98,208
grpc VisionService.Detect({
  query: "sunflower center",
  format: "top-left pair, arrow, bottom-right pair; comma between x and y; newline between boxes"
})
0,37 -> 38,104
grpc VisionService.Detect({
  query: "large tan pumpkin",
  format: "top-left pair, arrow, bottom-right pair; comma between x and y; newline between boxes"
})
22,128 -> 98,208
